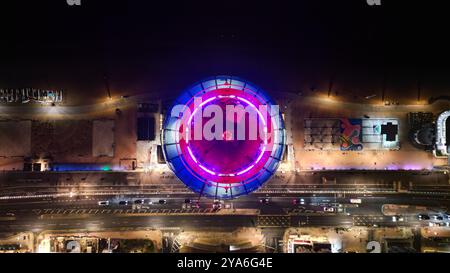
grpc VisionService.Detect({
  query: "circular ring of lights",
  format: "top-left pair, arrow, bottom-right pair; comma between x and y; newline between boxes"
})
162,76 -> 286,199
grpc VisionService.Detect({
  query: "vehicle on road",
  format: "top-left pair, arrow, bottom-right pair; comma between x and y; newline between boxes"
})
118,201 -> 128,206
323,207 -> 335,213
428,222 -> 446,227
293,198 -> 305,205
417,214 -> 430,220
260,198 -> 270,205
134,199 -> 144,205
183,202 -> 199,209
98,201 -> 109,206
430,214 -> 444,221
392,215 -> 404,222
158,199 -> 167,204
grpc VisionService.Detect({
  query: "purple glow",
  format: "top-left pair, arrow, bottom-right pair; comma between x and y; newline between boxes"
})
199,164 -> 216,175
187,146 -> 197,163
237,164 -> 255,176
236,96 -> 267,127
187,96 -> 217,125
308,164 -> 432,171
184,95 -> 269,178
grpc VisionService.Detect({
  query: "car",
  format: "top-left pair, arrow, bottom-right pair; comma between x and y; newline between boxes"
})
260,198 -> 270,205
134,199 -> 144,205
184,202 -> 200,209
392,216 -> 404,222
293,198 -> 305,205
417,214 -> 430,220
323,207 -> 335,213
185,199 -> 192,204
431,214 -> 444,221
158,199 -> 167,204
118,201 -> 128,206
98,201 -> 109,206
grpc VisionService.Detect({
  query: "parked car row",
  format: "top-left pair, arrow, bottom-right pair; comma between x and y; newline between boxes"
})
417,213 -> 450,225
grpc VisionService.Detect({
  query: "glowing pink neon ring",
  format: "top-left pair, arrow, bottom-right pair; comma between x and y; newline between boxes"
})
162,76 -> 286,198
184,94 -> 268,177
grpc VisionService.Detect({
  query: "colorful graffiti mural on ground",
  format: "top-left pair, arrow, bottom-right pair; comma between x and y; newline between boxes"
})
340,118 -> 363,151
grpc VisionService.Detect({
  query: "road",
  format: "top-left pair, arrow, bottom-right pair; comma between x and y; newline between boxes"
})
1,190 -> 449,235
0,169 -> 449,238
1,170 -> 449,199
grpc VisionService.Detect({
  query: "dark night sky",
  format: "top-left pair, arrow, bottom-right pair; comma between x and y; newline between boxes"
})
0,0 -> 449,103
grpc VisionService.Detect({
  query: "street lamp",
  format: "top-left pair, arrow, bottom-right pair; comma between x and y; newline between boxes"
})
104,75 -> 112,100
417,77 -> 422,102
327,76 -> 334,98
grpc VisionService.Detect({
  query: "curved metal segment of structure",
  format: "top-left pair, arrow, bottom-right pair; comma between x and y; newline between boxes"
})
162,76 -> 286,199
436,110 -> 450,157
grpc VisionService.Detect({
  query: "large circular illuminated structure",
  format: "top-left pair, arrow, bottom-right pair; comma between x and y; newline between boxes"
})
161,76 -> 286,199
